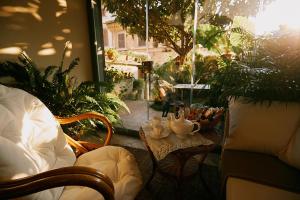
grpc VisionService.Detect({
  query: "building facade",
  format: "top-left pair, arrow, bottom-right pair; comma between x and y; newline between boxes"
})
101,9 -> 177,66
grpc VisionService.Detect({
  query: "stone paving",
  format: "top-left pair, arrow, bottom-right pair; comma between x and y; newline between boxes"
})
117,100 -> 162,131
107,100 -> 161,150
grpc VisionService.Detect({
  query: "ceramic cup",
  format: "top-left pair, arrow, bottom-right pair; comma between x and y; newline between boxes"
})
151,116 -> 162,127
152,124 -> 163,137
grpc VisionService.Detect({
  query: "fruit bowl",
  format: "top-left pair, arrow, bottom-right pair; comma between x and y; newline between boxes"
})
187,107 -> 224,131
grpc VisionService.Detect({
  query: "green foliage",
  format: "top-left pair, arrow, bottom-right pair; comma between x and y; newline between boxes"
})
0,49 -> 129,138
126,51 -> 148,63
133,78 -> 145,91
154,60 -> 191,84
104,67 -> 134,98
230,27 -> 255,55
241,33 -> 300,70
154,53 -> 221,86
153,22 -> 258,104
194,55 -> 220,83
102,0 -> 235,61
196,24 -> 227,52
130,78 -> 145,100
105,67 -> 134,84
206,33 -> 300,107
195,21 -> 255,57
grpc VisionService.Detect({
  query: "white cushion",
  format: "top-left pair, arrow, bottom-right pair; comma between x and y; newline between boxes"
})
0,85 -> 76,200
224,98 -> 300,156
60,146 -> 142,200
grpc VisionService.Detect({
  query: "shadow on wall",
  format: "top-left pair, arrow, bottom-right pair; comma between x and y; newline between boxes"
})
0,0 -> 92,82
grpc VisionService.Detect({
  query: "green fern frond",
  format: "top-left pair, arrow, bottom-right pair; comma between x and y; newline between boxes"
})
106,93 -> 130,113
84,95 -> 100,105
62,57 -> 79,76
43,66 -> 59,81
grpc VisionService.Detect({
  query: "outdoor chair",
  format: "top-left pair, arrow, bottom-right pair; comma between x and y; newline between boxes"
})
0,85 -> 142,200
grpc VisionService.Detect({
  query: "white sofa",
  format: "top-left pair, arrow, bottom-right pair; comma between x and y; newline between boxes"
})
221,98 -> 300,200
0,85 -> 142,200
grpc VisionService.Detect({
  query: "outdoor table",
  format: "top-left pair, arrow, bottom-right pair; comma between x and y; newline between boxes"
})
173,84 -> 210,101
139,120 -> 221,198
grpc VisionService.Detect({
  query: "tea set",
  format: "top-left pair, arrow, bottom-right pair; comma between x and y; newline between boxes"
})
149,109 -> 201,139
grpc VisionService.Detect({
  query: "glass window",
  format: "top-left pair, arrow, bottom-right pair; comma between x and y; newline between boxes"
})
117,33 -> 125,49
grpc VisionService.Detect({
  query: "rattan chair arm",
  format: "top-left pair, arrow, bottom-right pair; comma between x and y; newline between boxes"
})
55,112 -> 113,155
0,166 -> 114,200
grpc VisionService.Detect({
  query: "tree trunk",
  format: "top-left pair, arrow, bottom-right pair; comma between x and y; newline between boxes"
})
174,47 -> 191,66
175,55 -> 186,66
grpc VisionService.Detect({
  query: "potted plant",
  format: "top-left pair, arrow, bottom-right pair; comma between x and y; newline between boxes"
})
106,48 -> 118,61
0,44 -> 129,139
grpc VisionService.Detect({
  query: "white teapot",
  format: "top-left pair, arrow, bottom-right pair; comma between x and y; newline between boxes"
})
168,110 -> 200,139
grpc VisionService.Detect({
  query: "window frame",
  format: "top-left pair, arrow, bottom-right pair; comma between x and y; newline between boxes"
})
86,0 -> 105,83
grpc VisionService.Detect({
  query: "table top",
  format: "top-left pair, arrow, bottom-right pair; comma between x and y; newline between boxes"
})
173,84 -> 210,90
139,122 -> 221,161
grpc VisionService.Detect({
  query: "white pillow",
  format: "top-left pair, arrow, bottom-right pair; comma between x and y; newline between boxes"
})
0,85 -> 76,200
224,98 -> 300,156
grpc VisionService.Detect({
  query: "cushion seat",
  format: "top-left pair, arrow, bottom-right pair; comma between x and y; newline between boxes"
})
59,146 -> 142,200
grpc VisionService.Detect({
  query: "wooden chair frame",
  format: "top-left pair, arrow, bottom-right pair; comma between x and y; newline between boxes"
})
56,112 -> 113,156
0,112 -> 115,200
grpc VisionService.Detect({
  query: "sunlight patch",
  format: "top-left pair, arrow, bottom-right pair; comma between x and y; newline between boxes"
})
251,0 -> 300,35
1,5 -> 42,21
41,42 -> 53,48
54,36 -> 65,41
38,48 -> 56,56
0,47 -> 22,55
62,28 -> 71,34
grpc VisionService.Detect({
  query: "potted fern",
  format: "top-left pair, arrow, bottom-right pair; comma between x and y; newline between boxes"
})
0,43 -> 129,139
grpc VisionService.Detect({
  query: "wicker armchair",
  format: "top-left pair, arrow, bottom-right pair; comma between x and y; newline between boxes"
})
0,85 -> 142,200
